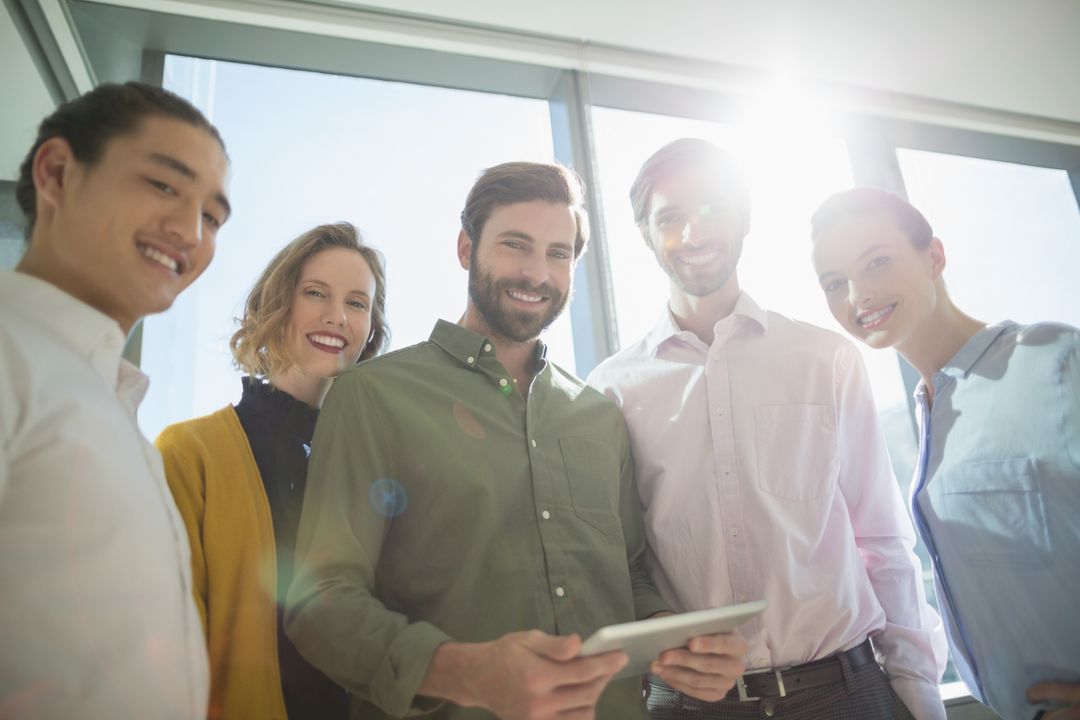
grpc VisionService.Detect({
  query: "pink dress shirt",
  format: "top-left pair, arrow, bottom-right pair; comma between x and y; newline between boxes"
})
588,292 -> 947,720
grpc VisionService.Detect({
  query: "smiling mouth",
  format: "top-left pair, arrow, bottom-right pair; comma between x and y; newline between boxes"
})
676,250 -> 719,266
138,243 -> 179,273
308,333 -> 347,352
506,289 -> 547,304
857,303 -> 897,330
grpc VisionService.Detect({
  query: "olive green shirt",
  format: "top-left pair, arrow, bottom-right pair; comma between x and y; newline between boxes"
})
285,320 -> 667,719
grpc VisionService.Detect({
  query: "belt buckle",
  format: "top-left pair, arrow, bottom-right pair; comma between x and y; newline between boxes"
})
735,669 -> 786,701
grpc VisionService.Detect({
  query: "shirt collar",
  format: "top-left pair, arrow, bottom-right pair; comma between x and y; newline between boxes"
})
0,270 -> 130,386
940,322 -> 1015,379
428,318 -> 548,368
914,321 -> 1015,397
645,290 -> 769,356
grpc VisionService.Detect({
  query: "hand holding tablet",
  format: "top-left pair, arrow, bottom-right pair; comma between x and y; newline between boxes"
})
578,600 -> 766,681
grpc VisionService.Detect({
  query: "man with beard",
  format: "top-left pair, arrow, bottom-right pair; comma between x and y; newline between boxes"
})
285,161 -> 747,720
587,140 -> 948,720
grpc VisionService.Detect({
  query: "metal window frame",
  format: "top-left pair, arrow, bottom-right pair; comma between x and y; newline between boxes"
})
32,0 -> 1080,387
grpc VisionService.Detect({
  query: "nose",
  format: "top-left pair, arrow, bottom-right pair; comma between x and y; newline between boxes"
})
519,252 -> 551,287
678,213 -> 710,247
847,280 -> 874,309
323,300 -> 347,327
163,198 -> 203,248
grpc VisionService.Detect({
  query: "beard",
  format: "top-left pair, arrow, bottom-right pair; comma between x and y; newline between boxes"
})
468,260 -> 569,344
657,235 -> 744,297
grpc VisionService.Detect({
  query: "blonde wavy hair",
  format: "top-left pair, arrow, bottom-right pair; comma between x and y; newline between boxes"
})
230,222 -> 389,378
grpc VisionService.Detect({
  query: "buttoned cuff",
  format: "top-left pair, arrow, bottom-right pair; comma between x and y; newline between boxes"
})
369,621 -> 454,717
890,676 -> 946,720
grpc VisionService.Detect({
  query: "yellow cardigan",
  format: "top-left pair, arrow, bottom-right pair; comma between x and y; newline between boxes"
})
157,407 -> 288,720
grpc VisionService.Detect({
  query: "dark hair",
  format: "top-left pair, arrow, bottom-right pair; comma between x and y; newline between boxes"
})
811,187 -> 933,249
629,138 -> 750,233
15,81 -> 227,237
231,222 -> 390,377
460,161 -> 589,258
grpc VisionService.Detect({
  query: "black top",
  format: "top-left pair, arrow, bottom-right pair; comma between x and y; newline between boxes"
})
234,376 -> 348,720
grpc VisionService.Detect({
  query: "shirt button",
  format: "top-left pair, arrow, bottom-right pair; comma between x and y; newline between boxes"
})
729,527 -> 739,536
719,465 -> 731,475
541,510 -> 551,520
466,356 -> 475,364
555,586 -> 566,598
716,406 -> 725,415
531,439 -> 537,447
499,378 -> 509,387
483,343 -> 492,352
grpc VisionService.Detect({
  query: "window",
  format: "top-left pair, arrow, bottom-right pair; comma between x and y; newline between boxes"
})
139,55 -> 571,439
897,148 -> 1080,329
591,104 -> 907,412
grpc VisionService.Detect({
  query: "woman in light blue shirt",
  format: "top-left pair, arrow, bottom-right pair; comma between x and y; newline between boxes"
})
809,187 -> 1080,720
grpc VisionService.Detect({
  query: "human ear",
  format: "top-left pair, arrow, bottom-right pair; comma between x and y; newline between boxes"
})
33,137 -> 77,216
928,237 -> 947,278
457,229 -> 473,270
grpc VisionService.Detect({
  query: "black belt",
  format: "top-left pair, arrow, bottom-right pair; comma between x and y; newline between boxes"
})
722,638 -> 877,701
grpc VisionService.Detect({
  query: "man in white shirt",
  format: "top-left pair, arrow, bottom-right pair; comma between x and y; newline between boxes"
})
0,82 -> 231,718
587,138 -> 947,720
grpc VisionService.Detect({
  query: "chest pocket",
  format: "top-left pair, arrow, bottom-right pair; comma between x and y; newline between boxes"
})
559,437 -> 620,536
940,457 -> 1053,566
755,404 -> 838,502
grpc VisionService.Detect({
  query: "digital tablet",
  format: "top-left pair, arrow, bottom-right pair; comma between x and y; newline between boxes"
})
578,600 -> 766,680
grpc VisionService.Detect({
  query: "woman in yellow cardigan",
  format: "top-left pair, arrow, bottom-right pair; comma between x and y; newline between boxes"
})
157,222 -> 389,720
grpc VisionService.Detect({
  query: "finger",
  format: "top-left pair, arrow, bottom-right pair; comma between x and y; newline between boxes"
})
1042,707 -> 1080,720
1028,682 -> 1080,704
560,651 -> 628,684
521,630 -> 582,662
544,674 -> 615,715
687,631 -> 748,656
656,648 -> 745,677
653,664 -> 734,703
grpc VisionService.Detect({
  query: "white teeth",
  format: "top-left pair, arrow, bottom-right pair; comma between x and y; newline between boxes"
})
858,304 -> 895,326
139,244 -> 178,272
678,251 -> 719,266
309,334 -> 345,348
508,290 -> 543,303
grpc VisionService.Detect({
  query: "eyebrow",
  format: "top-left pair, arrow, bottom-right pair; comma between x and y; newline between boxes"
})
857,243 -> 887,261
499,230 -> 573,254
302,278 -> 371,298
148,152 -> 232,220
816,243 -> 890,282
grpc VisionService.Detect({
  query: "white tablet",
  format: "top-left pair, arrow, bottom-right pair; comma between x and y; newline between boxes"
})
578,600 -> 767,680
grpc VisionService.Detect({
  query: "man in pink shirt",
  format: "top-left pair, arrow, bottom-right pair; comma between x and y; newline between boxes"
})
587,138 -> 948,720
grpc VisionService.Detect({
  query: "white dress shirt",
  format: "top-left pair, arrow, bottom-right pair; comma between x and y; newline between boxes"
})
0,271 -> 208,719
588,292 -> 947,720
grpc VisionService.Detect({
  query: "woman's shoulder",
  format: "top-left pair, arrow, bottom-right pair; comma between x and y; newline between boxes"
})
156,405 -> 245,455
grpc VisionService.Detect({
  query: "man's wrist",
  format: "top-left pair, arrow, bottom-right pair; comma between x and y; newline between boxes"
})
418,640 -> 487,709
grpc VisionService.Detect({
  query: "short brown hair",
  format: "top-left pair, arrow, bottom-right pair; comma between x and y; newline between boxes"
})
16,81 -> 226,238
629,138 -> 750,237
811,187 -> 933,250
460,161 -> 589,258
230,222 -> 389,378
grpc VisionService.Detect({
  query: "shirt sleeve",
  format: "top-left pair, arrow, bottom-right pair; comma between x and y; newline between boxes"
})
155,428 -> 210,637
284,371 -> 450,718
616,418 -> 670,621
833,344 -> 949,720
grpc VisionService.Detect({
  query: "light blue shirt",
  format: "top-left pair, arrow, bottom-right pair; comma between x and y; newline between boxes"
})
912,321 -> 1080,720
